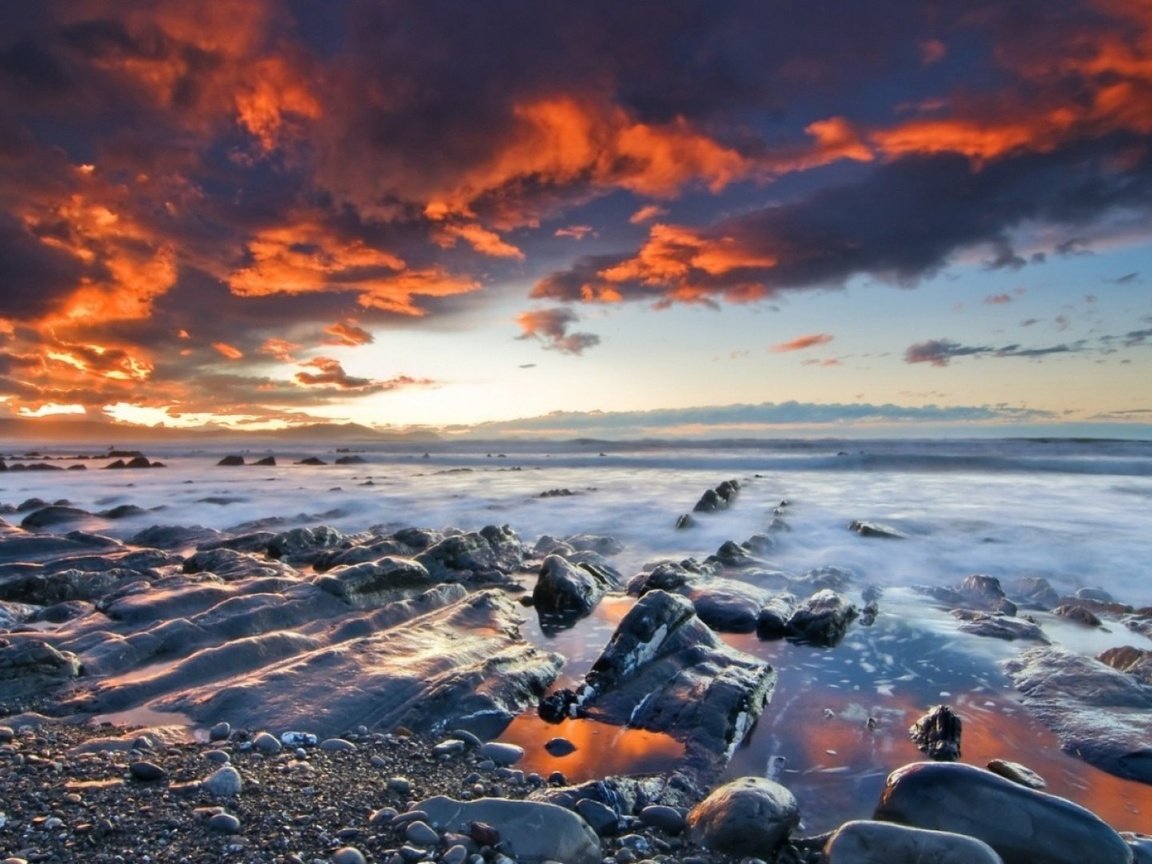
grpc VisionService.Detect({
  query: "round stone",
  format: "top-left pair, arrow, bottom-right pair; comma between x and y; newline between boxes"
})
544,737 -> 577,757
203,765 -> 243,798
405,819 -> 440,846
320,737 -> 356,752
203,749 -> 230,764
208,721 -> 231,742
252,731 -> 282,755
208,812 -> 241,834
479,741 -> 524,766
330,847 -> 367,864
442,845 -> 469,864
388,776 -> 413,796
129,760 -> 167,782
686,777 -> 799,858
639,804 -> 686,835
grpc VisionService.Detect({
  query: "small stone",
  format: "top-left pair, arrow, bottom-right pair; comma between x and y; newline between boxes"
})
576,797 -> 620,836
544,737 -> 577,757
253,731 -> 282,755
469,821 -> 500,846
203,765 -> 243,798
442,845 -> 469,864
281,731 -> 318,748
686,777 -> 799,858
479,741 -> 524,766
209,721 -> 232,741
208,812 -> 242,834
0,725 -> 13,743
405,820 -> 440,846
398,845 -> 427,862
638,805 -> 685,835
450,729 -> 483,748
320,737 -> 356,752
388,776 -> 413,796
433,739 -> 466,757
330,847 -> 367,864
204,749 -> 230,764
987,758 -> 1047,789
129,760 -> 167,782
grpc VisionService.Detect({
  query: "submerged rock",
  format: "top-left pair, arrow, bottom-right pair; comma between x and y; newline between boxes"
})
875,761 -> 1132,864
849,520 -> 907,539
785,589 -> 859,646
908,704 -> 962,761
953,611 -> 1049,642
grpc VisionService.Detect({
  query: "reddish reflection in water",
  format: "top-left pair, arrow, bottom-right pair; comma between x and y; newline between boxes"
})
500,713 -> 685,782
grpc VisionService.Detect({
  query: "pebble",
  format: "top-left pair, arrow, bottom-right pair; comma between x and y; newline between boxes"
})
388,776 -> 413,796
320,737 -> 357,752
392,809 -> 430,828
208,721 -> 231,741
433,739 -> 466,757
369,807 -> 398,828
399,845 -> 428,862
203,765 -> 243,798
253,731 -> 282,755
208,812 -> 242,833
129,760 -> 167,782
450,729 -> 482,747
405,819 -> 440,846
442,845 -> 469,864
204,748 -> 231,764
330,847 -> 367,864
480,741 -> 525,766
281,731 -> 318,748
0,725 -> 12,743
638,805 -> 685,835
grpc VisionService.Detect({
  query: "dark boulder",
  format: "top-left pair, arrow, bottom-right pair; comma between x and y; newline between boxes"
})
849,520 -> 907,539
532,554 -> 618,629
685,776 -> 799,859
824,820 -> 1004,864
755,594 -> 797,641
296,456 -> 327,465
786,589 -> 858,647
1053,604 -> 1102,627
97,504 -> 149,520
267,525 -> 347,564
0,638 -> 84,696
253,456 -> 277,466
416,525 -> 523,582
908,704 -> 962,761
335,455 -> 367,465
1097,646 -> 1152,686
182,548 -> 297,581
923,575 -> 1016,615
315,556 -> 435,606
217,455 -> 245,466
20,506 -> 93,530
952,610 -> 1049,642
683,578 -> 774,633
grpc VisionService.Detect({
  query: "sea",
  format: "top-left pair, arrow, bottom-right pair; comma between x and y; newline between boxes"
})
3,436 -> 1151,832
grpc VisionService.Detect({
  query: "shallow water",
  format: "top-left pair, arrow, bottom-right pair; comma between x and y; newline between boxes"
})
4,437 -> 1152,828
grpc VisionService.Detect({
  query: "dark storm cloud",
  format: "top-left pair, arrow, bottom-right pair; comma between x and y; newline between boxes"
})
904,338 -> 1092,366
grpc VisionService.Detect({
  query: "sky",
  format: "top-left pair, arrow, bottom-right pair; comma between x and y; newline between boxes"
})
0,0 -> 1150,439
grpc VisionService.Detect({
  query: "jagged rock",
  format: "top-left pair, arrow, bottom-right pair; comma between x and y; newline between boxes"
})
267,525 -> 347,564
755,594 -> 797,640
315,557 -> 435,606
416,525 -> 523,582
707,540 -> 766,569
683,578 -> 774,633
542,590 -> 775,779
875,761 -> 1133,864
849,520 -> 906,539
824,820 -> 1004,864
952,611 -> 1049,642
253,456 -> 276,466
334,455 -> 367,464
0,638 -> 83,694
626,560 -> 710,596
416,796 -> 600,864
0,566 -> 147,606
685,776 -> 799,858
217,455 -> 245,466
1097,646 -> 1152,686
532,554 -> 618,629
0,599 -> 37,628
786,589 -> 858,647
182,548 -> 297,581
1005,647 -> 1152,782
1006,576 -> 1061,611
923,575 -> 1017,615
693,480 -> 740,513
532,773 -> 702,817
794,566 -> 855,592
908,705 -> 962,761
1052,605 -> 1102,627
296,456 -> 327,465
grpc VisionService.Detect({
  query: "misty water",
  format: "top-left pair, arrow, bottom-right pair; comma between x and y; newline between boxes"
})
3,437 -> 1151,831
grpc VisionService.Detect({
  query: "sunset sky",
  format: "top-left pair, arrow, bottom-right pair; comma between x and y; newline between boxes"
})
1,0 -> 1150,438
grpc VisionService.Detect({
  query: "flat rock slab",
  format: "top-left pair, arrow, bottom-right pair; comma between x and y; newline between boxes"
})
416,795 -> 601,864
1005,646 -> 1152,783
875,761 -> 1133,864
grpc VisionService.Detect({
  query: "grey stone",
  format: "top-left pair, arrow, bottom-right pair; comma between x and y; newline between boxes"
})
638,804 -> 685,835
532,554 -> 617,628
315,557 -> 435,606
405,820 -> 440,846
686,776 -> 799,858
208,811 -> 241,833
320,737 -> 356,752
825,819 -> 1004,863
786,589 -> 858,647
442,845 -> 469,864
479,742 -> 524,766
208,721 -> 231,741
575,798 -> 619,836
253,731 -> 282,755
683,578 -> 773,633
545,737 -> 576,757
849,520 -> 906,539
203,765 -> 243,798
129,760 -> 167,782
416,525 -> 524,582
416,795 -> 601,864
953,611 -> 1049,642
330,847 -> 368,864
986,759 -> 1046,789
874,761 -> 1133,864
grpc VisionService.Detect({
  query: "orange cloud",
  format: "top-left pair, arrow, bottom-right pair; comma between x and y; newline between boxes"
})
323,320 -> 374,347
260,338 -> 300,362
630,205 -> 667,224
434,222 -> 524,259
600,224 -> 778,285
771,333 -> 835,352
213,342 -> 244,360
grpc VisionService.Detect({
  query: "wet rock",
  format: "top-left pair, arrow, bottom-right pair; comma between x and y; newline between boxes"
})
550,590 -> 775,778
0,600 -> 36,628
952,611 -> 1049,642
130,524 -> 224,550
848,520 -> 906,539
824,820 -> 1004,864
20,506 -> 94,530
97,504 -> 149,520
1052,605 -> 1102,627
330,846 -> 367,864
416,525 -> 524,582
130,760 -> 167,782
416,795 -> 601,864
545,737 -> 576,756
267,525 -> 347,564
479,741 -> 524,766
575,798 -> 619,836
786,589 -> 858,647
986,759 -> 1046,790
755,594 -> 797,641
208,811 -> 241,833
1127,834 -> 1152,864
252,731 -> 282,754
182,547 -> 297,581
0,639 -> 83,694
296,456 -> 326,465
685,776 -> 799,858
1076,586 -> 1114,603
1005,647 -> 1152,782
218,455 -> 245,466
626,560 -> 710,596
315,557 -> 435,606
683,578 -> 773,633
794,565 -> 855,592
532,554 -> 618,628
924,575 -> 1017,615
707,540 -> 766,569
203,765 -> 243,798
908,705 -> 962,761
252,455 -> 276,466
875,761 -> 1132,864
1097,646 -> 1152,686
639,804 -> 686,835
1006,576 -> 1060,611
208,721 -> 231,741
335,455 -> 367,465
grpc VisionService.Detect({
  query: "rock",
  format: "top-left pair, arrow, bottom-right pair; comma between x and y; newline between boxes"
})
683,578 -> 773,633
824,819 -> 1005,864
986,759 -> 1046,789
908,705 -> 962,761
1005,647 -> 1152,782
130,524 -> 224,550
849,520 -> 906,539
685,777 -> 799,858
129,760 -> 167,782
315,557 -> 435,606
952,611 -> 1049,642
20,506 -> 93,529
639,804 -> 686,835
182,547 -> 296,581
1052,605 -> 1103,627
626,560 -> 707,596
416,795 -> 601,864
923,575 -> 1017,615
296,456 -> 327,465
217,455 -> 245,466
575,799 -> 619,836
0,639 -> 83,695
320,737 -> 356,752
532,554 -> 618,629
208,811 -> 241,833
416,525 -> 524,582
1126,834 -> 1152,864
267,526 -> 347,564
875,761 -> 1133,864
335,455 -> 367,465
545,737 -> 576,757
208,721 -> 232,742
755,594 -> 797,640
1097,646 -> 1152,686
203,765 -> 243,798
479,741 -> 524,766
253,456 -> 276,466
406,820 -> 441,845
330,847 -> 367,864
1006,577 -> 1060,611
545,590 -> 775,778
786,589 -> 858,646
707,540 -> 766,569
281,731 -> 318,748
1076,586 -> 1114,603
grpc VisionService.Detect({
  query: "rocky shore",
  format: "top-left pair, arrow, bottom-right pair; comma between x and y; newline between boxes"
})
2,469 -> 1152,863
